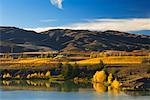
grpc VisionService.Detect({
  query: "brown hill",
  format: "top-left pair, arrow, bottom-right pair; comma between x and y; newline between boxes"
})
0,26 -> 150,53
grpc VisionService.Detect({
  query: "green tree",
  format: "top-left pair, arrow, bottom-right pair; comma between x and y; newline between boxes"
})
58,62 -> 63,69
97,60 -> 108,75
111,68 -> 117,78
72,63 -> 80,77
61,63 -> 73,79
55,62 -> 63,74
97,60 -> 105,71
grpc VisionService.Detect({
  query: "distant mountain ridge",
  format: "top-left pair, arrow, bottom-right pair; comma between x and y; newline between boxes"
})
0,26 -> 150,53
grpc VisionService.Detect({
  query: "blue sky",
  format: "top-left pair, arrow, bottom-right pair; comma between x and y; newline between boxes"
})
0,0 -> 150,34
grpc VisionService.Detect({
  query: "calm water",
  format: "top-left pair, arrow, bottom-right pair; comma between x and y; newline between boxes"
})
0,80 -> 149,100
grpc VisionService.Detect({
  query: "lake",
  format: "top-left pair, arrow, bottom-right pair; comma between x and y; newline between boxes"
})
0,80 -> 149,100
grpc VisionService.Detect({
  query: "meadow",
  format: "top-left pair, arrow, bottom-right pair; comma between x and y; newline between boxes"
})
76,56 -> 150,64
0,56 -> 149,70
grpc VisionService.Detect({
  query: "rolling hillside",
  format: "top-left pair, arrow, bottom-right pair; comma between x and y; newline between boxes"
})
0,26 -> 150,53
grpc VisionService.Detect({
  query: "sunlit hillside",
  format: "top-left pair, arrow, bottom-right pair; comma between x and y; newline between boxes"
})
77,56 -> 150,64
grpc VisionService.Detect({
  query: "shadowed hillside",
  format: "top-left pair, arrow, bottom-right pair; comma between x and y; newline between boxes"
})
0,26 -> 150,53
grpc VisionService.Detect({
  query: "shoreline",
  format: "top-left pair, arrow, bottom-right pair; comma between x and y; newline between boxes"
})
0,78 -> 150,92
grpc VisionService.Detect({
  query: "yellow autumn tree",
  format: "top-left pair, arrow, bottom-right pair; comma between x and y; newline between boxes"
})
93,71 -> 106,83
41,73 -> 44,78
15,75 -> 21,78
45,71 -> 51,78
33,73 -> 38,77
108,73 -> 113,84
30,74 -> 34,78
6,73 -> 11,78
111,79 -> 120,89
38,72 -> 41,78
27,74 -> 31,79
3,74 -> 6,78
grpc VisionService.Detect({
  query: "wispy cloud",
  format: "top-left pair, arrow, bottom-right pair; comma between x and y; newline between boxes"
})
40,19 -> 57,22
66,18 -> 150,32
25,18 -> 150,33
50,0 -> 63,9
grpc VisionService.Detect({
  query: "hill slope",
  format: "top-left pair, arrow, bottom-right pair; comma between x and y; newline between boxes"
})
0,26 -> 150,53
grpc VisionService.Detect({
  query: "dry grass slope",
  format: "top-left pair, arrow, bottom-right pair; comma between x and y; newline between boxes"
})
76,56 -> 150,64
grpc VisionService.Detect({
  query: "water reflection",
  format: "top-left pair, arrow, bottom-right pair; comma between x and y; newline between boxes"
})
93,83 -> 106,93
124,91 -> 150,96
0,80 -> 149,96
0,80 -> 121,95
93,83 -> 120,96
108,86 -> 120,96
2,80 -> 11,86
0,80 -> 92,92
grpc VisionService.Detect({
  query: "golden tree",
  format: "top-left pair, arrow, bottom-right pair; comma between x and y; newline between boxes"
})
45,71 -> 51,78
111,79 -> 120,89
108,73 -> 113,84
2,74 -> 6,78
6,73 -> 11,78
93,71 -> 106,83
15,75 -> 21,78
41,73 -> 44,77
27,74 -> 31,79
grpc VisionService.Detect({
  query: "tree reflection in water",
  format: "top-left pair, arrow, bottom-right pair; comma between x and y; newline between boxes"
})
93,83 -> 120,95
0,80 -> 148,96
0,80 -> 92,92
93,83 -> 106,93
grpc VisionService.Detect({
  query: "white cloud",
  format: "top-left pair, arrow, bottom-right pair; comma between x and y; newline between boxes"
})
25,27 -> 62,33
65,18 -> 150,32
25,18 -> 150,33
50,0 -> 63,9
